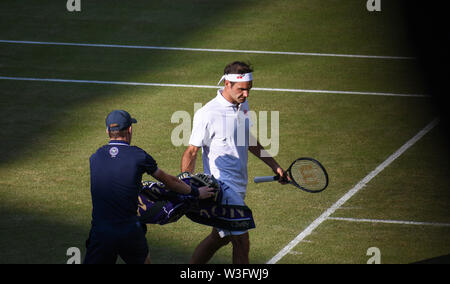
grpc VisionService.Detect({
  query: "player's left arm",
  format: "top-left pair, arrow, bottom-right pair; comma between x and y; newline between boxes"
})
248,137 -> 288,184
152,168 -> 215,199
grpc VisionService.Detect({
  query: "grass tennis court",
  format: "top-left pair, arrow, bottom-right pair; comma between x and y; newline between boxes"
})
1,0 -> 449,264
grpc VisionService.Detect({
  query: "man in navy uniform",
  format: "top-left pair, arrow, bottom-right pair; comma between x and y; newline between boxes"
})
84,110 -> 214,264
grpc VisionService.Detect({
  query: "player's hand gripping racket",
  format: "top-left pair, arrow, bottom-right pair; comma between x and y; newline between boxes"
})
254,157 -> 329,193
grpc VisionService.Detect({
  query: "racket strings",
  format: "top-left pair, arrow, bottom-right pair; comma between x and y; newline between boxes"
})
290,160 -> 327,191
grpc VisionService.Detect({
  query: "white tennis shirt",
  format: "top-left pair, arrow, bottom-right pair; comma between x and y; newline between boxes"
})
189,89 -> 252,195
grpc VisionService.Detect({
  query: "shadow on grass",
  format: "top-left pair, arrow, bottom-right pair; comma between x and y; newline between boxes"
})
0,0 -> 252,264
0,0 -> 254,166
0,207 -> 231,264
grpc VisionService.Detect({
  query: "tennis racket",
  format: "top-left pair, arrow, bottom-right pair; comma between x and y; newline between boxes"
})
254,157 -> 329,193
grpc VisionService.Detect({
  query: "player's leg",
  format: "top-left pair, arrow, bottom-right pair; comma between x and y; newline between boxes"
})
189,227 -> 231,264
230,232 -> 250,264
144,253 -> 151,264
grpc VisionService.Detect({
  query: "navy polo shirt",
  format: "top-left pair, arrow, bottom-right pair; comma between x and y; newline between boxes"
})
89,140 -> 158,224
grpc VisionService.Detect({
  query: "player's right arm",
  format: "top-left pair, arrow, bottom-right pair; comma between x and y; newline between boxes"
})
181,145 -> 200,173
181,107 -> 207,173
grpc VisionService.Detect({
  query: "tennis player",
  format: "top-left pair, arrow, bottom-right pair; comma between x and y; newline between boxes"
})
181,61 -> 288,264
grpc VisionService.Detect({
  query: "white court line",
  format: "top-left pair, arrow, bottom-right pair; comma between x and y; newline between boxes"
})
327,217 -> 450,227
0,39 -> 415,60
0,76 -> 217,89
267,118 -> 440,264
0,76 -> 428,98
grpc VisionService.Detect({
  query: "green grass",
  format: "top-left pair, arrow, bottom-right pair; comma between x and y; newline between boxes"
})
0,0 -> 448,264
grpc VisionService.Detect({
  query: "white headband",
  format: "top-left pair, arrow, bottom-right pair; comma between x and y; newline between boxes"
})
217,73 -> 253,85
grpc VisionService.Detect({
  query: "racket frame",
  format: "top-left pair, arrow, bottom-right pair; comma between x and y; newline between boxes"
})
253,157 -> 329,193
287,157 -> 328,193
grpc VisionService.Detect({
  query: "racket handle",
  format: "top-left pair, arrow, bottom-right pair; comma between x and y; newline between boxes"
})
254,175 -> 279,183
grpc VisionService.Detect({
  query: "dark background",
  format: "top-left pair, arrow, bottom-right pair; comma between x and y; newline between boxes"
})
405,3 -> 450,133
